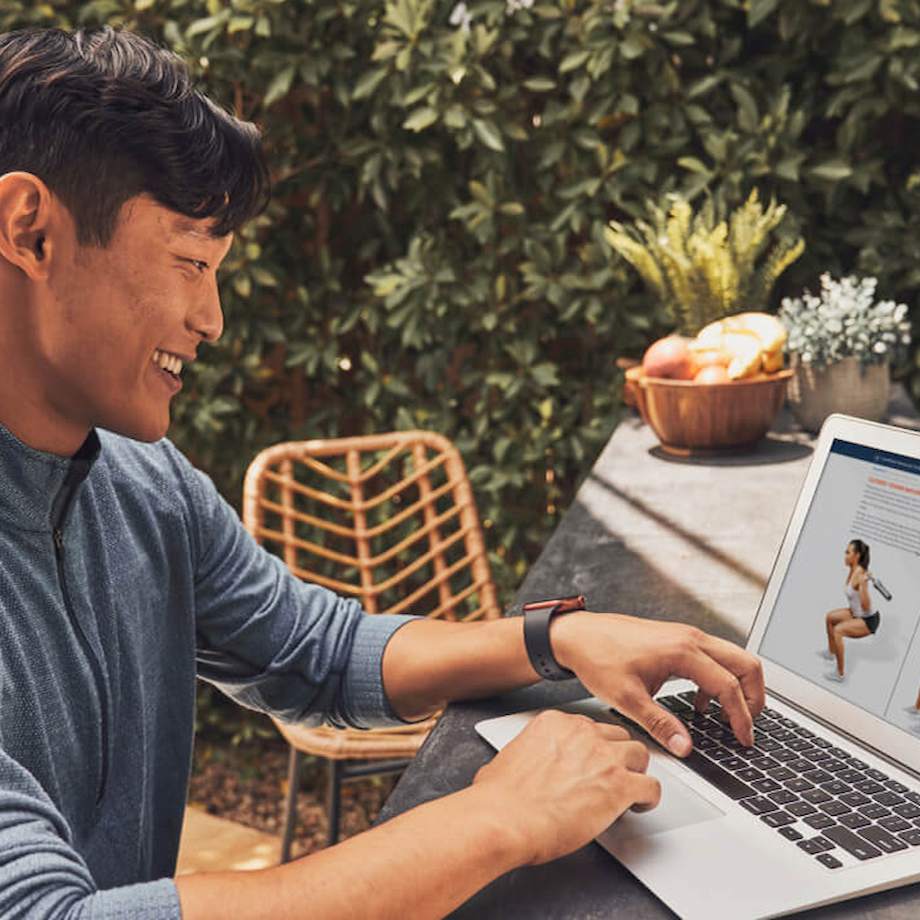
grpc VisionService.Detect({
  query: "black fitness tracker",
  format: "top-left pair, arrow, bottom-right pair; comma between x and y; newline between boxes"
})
521,595 -> 587,681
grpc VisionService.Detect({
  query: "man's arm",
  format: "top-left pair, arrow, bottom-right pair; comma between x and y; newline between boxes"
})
176,710 -> 658,920
382,611 -> 764,754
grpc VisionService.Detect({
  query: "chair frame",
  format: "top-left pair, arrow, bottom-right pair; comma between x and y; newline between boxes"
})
242,430 -> 500,856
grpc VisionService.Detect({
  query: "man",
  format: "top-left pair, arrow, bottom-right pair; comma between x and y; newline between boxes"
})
0,25 -> 763,919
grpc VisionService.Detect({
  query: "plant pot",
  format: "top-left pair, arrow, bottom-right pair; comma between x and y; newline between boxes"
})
635,370 -> 793,456
786,355 -> 890,433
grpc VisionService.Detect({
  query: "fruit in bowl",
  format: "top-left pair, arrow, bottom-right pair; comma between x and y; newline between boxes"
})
626,312 -> 793,454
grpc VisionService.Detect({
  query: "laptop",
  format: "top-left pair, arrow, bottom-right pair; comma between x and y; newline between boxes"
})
476,414 -> 920,919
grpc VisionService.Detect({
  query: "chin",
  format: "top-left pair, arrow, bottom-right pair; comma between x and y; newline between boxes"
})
100,410 -> 171,443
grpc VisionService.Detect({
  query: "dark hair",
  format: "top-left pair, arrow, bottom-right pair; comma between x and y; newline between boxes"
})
0,26 -> 269,246
849,539 -> 870,569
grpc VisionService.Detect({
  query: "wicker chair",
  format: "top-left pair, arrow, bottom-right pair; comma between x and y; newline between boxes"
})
242,431 -> 501,859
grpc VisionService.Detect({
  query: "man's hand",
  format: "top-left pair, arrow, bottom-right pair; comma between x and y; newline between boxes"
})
472,709 -> 660,866
553,612 -> 765,757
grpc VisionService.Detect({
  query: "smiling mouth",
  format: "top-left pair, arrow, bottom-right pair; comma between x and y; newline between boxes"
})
152,348 -> 185,379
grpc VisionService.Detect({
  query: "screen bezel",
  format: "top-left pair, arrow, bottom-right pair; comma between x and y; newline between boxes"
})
747,414 -> 920,775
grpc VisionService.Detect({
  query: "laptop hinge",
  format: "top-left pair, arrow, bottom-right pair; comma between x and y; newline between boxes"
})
767,687 -> 920,784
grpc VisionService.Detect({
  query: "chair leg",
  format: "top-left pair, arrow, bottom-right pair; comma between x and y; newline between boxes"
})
280,748 -> 304,864
326,758 -> 343,848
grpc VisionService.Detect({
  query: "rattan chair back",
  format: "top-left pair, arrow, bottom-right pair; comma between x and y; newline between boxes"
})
242,430 -> 500,761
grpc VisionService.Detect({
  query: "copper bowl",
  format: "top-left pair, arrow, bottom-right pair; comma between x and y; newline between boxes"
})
635,369 -> 793,456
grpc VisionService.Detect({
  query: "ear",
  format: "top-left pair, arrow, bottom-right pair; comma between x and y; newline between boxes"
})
0,172 -> 57,282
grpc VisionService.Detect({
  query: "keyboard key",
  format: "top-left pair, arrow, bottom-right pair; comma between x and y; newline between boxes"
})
817,853 -> 842,869
905,791 -> 920,806
771,729 -> 795,743
894,803 -> 920,819
772,749 -> 798,763
854,780 -> 885,796
761,810 -> 796,827
788,801 -> 818,817
768,767 -> 795,782
839,812 -> 871,830
804,749 -> 831,762
859,825 -> 908,854
840,791 -> 869,807
822,759 -> 848,774
873,791 -> 904,807
798,836 -> 834,854
681,751 -> 755,800
778,717 -> 797,729
787,739 -> 811,752
899,829 -> 920,846
786,778 -> 815,793
707,746 -> 733,761
812,737 -> 833,750
763,707 -> 781,718
660,695 -> 693,715
802,789 -> 831,804
737,768 -> 764,783
751,757 -> 780,771
828,747 -> 851,759
779,826 -> 803,841
849,759 -> 868,770
879,815 -> 912,832
822,780 -> 850,796
804,813 -> 835,830
696,737 -> 718,751
752,778 -> 781,794
756,738 -> 781,753
825,825 -> 882,860
794,727 -> 815,738
860,804 -> 890,820
885,780 -> 909,793
839,769 -> 864,783
819,801 -> 850,817
803,770 -> 833,785
742,796 -> 779,816
866,768 -> 888,783
769,790 -> 798,805
789,758 -> 812,772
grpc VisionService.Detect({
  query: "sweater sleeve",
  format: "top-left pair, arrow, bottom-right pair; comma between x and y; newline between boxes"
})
168,444 -> 416,730
0,745 -> 180,919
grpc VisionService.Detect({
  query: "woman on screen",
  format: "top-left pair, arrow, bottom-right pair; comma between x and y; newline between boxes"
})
820,539 -> 880,682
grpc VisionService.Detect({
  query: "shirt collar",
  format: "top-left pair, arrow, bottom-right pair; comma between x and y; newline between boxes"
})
0,423 -> 101,532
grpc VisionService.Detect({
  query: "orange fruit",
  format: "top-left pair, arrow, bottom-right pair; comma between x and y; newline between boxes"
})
694,364 -> 730,384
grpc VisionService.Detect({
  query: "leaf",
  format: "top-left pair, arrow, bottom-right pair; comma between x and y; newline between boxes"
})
748,0 -> 779,28
263,65 -> 296,108
677,156 -> 710,174
559,50 -> 590,74
353,67 -> 388,101
403,107 -> 438,132
472,119 -> 505,152
523,77 -> 556,92
809,159 -> 852,181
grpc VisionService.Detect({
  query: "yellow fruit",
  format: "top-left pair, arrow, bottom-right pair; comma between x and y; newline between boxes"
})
762,348 -> 784,373
728,312 -> 787,353
695,320 -> 726,348
722,331 -> 763,379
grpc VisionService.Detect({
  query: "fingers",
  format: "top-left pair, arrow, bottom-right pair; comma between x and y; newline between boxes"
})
698,634 -> 766,718
682,652 -> 754,746
624,687 -> 693,757
626,770 -> 661,813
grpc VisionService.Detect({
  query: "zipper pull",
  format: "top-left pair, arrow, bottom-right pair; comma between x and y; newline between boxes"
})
53,528 -> 64,551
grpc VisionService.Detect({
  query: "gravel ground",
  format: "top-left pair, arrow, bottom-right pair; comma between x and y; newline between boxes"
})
187,736 -> 398,860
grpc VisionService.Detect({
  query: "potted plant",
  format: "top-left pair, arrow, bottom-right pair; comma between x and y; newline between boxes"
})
605,190 -> 805,454
779,274 -> 912,433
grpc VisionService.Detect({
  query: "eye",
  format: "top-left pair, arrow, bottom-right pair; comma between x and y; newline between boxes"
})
181,257 -> 209,274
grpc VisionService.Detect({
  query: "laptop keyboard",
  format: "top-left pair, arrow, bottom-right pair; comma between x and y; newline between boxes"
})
658,691 -> 920,870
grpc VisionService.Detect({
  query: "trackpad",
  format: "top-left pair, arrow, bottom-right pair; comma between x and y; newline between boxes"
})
607,757 -> 726,842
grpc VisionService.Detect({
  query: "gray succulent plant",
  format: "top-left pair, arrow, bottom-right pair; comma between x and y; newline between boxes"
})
779,274 -> 911,368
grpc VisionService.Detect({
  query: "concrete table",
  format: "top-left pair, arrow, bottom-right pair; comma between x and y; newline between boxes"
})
378,390 -> 920,918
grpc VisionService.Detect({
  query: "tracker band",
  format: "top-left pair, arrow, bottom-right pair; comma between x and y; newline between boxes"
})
521,595 -> 586,681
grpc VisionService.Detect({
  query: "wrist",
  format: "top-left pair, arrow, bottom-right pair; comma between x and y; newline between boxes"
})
548,610 -> 594,672
462,783 -> 534,870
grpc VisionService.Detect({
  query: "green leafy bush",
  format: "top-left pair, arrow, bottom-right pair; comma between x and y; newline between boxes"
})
4,0 -> 920,739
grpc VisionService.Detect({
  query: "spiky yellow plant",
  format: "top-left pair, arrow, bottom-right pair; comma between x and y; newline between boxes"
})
604,190 -> 805,335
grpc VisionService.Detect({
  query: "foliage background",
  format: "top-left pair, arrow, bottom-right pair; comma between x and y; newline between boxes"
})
4,0 -> 920,738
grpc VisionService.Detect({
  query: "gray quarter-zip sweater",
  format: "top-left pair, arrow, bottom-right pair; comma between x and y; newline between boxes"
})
0,423 -> 413,917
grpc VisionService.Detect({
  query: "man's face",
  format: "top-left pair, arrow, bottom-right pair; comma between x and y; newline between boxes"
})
41,194 -> 232,444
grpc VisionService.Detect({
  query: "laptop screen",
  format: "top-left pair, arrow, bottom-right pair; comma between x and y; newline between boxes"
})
758,438 -> 920,737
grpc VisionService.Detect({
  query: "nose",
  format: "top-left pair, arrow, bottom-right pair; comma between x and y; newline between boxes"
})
188,276 -> 224,343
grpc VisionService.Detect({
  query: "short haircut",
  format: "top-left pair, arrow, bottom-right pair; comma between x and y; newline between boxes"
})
0,26 -> 269,246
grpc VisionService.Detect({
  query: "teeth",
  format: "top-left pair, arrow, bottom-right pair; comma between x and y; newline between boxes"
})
153,349 -> 184,375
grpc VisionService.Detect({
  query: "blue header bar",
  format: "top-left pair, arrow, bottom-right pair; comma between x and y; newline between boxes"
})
831,439 -> 920,477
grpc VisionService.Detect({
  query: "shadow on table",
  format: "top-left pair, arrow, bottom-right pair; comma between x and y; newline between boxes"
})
648,435 -> 813,467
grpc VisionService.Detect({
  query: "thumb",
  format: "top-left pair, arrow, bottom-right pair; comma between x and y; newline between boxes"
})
625,692 -> 692,758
